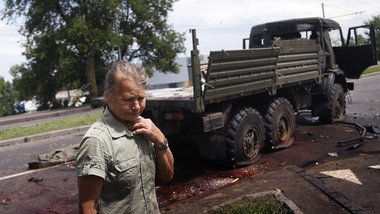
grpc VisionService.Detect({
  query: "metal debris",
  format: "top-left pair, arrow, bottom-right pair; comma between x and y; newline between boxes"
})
328,152 -> 338,157
28,177 -> 43,183
1,198 -> 10,205
335,121 -> 366,147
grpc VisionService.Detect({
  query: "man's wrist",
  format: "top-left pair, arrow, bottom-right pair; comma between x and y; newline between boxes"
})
155,138 -> 169,151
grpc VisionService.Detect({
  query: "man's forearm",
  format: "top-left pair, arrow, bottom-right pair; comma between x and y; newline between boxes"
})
156,148 -> 174,182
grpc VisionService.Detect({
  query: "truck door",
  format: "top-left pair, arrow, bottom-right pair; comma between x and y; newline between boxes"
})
333,25 -> 377,79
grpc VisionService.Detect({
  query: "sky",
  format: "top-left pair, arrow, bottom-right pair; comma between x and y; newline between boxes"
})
0,0 -> 379,82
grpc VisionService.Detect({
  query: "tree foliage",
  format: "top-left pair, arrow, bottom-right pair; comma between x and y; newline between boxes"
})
0,77 -> 16,116
365,15 -> 380,59
2,0 -> 185,108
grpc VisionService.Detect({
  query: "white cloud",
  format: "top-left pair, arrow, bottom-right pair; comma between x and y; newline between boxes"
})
168,0 -> 380,56
0,22 -> 26,81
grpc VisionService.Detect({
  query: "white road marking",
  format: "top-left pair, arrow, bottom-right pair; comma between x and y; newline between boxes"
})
320,169 -> 362,185
369,165 -> 380,169
0,163 -> 71,181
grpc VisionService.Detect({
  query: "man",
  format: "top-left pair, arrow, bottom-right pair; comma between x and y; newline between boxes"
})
75,61 -> 174,213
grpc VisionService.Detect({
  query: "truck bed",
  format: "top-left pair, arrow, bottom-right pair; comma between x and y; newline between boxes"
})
146,87 -> 195,110
146,39 -> 321,113
146,87 -> 193,100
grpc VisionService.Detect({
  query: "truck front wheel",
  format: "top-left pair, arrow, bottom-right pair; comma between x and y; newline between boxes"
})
318,83 -> 345,123
263,97 -> 296,149
225,107 -> 265,168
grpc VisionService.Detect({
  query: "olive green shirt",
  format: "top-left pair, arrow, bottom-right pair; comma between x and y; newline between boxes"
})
75,108 -> 159,214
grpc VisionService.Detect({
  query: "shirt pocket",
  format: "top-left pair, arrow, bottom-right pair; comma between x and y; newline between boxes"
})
114,157 -> 139,186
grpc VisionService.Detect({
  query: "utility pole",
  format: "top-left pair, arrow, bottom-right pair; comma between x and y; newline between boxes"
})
322,3 -> 325,18
114,20 -> 122,61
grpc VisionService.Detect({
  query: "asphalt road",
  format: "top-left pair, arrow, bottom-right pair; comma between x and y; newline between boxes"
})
0,133 -> 82,178
346,72 -> 380,117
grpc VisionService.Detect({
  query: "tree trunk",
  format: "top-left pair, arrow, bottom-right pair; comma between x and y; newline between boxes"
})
86,45 -> 98,98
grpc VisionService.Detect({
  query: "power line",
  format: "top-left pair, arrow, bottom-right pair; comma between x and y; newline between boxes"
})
329,11 -> 365,19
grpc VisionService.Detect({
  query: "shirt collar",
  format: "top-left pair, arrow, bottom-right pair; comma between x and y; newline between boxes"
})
103,107 -> 133,139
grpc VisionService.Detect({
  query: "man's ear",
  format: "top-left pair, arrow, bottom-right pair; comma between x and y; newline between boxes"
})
104,87 -> 110,103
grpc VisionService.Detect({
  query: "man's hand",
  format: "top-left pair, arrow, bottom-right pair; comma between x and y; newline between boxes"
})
127,118 -> 174,182
127,118 -> 165,147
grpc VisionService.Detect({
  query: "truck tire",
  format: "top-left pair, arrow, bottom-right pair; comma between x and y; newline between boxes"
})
225,107 -> 265,168
263,97 -> 296,149
319,83 -> 345,124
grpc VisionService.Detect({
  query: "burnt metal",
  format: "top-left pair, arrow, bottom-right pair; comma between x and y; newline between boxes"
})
335,121 -> 366,147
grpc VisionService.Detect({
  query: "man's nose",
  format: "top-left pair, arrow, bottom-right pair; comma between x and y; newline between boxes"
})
131,100 -> 140,111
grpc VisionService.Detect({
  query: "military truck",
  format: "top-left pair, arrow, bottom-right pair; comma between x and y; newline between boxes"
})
143,17 -> 377,167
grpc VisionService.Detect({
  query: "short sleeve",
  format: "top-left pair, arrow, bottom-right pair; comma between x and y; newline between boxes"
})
75,137 -> 107,179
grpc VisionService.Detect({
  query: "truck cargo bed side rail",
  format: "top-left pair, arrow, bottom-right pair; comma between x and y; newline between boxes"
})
203,39 -> 321,104
204,48 -> 280,103
275,39 -> 321,86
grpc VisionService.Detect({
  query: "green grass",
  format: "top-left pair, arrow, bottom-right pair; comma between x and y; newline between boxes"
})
208,195 -> 293,214
362,65 -> 380,75
0,113 -> 102,141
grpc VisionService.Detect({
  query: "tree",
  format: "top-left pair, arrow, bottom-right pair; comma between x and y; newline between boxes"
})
2,0 -> 185,108
365,15 -> 380,59
9,64 -> 34,101
0,77 -> 16,116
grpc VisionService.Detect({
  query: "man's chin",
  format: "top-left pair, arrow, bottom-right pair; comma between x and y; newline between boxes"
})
123,115 -> 140,122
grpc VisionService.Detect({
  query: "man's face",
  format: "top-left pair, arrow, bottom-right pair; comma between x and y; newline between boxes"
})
106,77 -> 146,122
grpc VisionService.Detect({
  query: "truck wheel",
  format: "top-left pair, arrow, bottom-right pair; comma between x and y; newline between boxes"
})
319,83 -> 345,124
226,107 -> 265,168
263,97 -> 296,149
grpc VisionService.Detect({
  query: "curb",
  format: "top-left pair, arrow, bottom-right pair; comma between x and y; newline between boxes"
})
0,125 -> 91,147
207,190 -> 303,214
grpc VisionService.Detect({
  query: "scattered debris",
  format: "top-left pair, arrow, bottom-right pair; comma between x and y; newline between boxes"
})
28,147 -> 78,169
364,125 -> 380,134
231,178 -> 239,183
328,152 -> 338,157
1,198 -> 10,205
369,165 -> 380,170
320,135 -> 331,139
335,121 -> 366,147
28,177 -> 44,183
346,143 -> 363,150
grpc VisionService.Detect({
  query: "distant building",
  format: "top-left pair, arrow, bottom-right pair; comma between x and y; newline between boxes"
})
146,55 -> 208,90
55,89 -> 88,106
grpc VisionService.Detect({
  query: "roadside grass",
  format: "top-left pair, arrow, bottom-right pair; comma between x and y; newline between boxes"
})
0,113 -> 102,141
362,65 -> 380,75
208,195 -> 293,214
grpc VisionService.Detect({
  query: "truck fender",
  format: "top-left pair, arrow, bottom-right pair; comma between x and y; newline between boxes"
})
314,73 -> 335,97
314,69 -> 348,97
331,69 -> 349,93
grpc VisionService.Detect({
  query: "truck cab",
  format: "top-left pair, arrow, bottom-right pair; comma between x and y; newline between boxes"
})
246,17 -> 377,79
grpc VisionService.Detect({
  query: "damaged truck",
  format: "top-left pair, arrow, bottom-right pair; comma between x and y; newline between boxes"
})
143,17 -> 377,167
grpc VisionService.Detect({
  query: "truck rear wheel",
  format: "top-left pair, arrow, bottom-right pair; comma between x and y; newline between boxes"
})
263,97 -> 296,149
319,83 -> 345,123
226,107 -> 265,168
